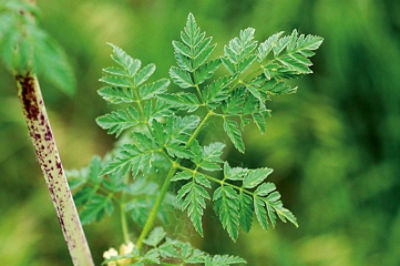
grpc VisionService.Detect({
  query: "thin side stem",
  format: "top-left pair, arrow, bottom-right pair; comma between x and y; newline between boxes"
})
136,165 -> 177,251
186,110 -> 214,146
120,174 -> 130,243
15,73 -> 94,265
133,88 -> 145,115
120,201 -> 129,243
194,84 -> 204,103
135,104 -> 213,250
176,164 -> 254,197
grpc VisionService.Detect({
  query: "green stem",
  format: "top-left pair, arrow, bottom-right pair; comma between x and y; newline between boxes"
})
194,83 -> 204,103
186,110 -> 214,146
135,102 -> 212,250
132,88 -> 145,117
136,165 -> 177,251
120,173 -> 130,243
176,164 -> 253,197
120,202 -> 129,243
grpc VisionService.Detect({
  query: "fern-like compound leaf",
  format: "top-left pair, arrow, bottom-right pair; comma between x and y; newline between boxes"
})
79,12 -> 322,264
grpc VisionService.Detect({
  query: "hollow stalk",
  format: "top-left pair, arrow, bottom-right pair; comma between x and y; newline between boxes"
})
15,73 -> 94,265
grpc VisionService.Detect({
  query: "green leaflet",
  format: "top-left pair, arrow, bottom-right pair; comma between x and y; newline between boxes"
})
139,79 -> 170,100
125,179 -> 177,227
213,186 -> 240,241
127,227 -> 246,266
157,92 -> 200,112
190,141 -> 225,171
107,42 -> 141,75
212,162 -> 297,236
205,255 -> 247,266
143,226 -> 167,247
169,66 -> 194,88
175,170 -> 212,236
96,106 -> 140,136
80,194 -> 114,225
135,63 -> 156,86
177,179 -> 210,236
170,13 -> 218,89
252,111 -> 268,134
254,196 -> 269,230
98,87 -> 136,104
239,192 -> 253,232
243,167 -> 273,189
171,171 -> 192,182
100,144 -> 156,177
196,59 -> 222,85
223,162 -> 248,181
223,28 -> 258,74
203,76 -> 233,109
257,31 -> 284,61
258,29 -> 323,78
101,44 -> 157,89
164,115 -> 201,145
223,118 -> 245,153
66,155 -> 103,190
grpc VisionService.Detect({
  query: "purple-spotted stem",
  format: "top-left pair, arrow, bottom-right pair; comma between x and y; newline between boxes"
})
15,73 -> 94,266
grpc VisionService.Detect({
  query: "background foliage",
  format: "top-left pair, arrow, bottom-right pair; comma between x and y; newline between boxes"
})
0,0 -> 399,265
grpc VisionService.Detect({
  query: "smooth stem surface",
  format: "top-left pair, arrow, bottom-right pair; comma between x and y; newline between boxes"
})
186,110 -> 213,146
15,73 -> 94,265
120,174 -> 130,243
136,165 -> 177,251
120,202 -> 129,243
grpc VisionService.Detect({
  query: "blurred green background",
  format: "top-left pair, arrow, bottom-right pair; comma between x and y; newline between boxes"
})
1,0 -> 399,265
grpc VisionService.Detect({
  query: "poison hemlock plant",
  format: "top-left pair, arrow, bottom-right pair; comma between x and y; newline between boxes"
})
66,13 -> 323,265
0,1 -> 93,265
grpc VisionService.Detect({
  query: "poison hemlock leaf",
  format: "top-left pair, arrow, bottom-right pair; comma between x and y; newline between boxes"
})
65,12 -> 321,266
136,227 -> 247,265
